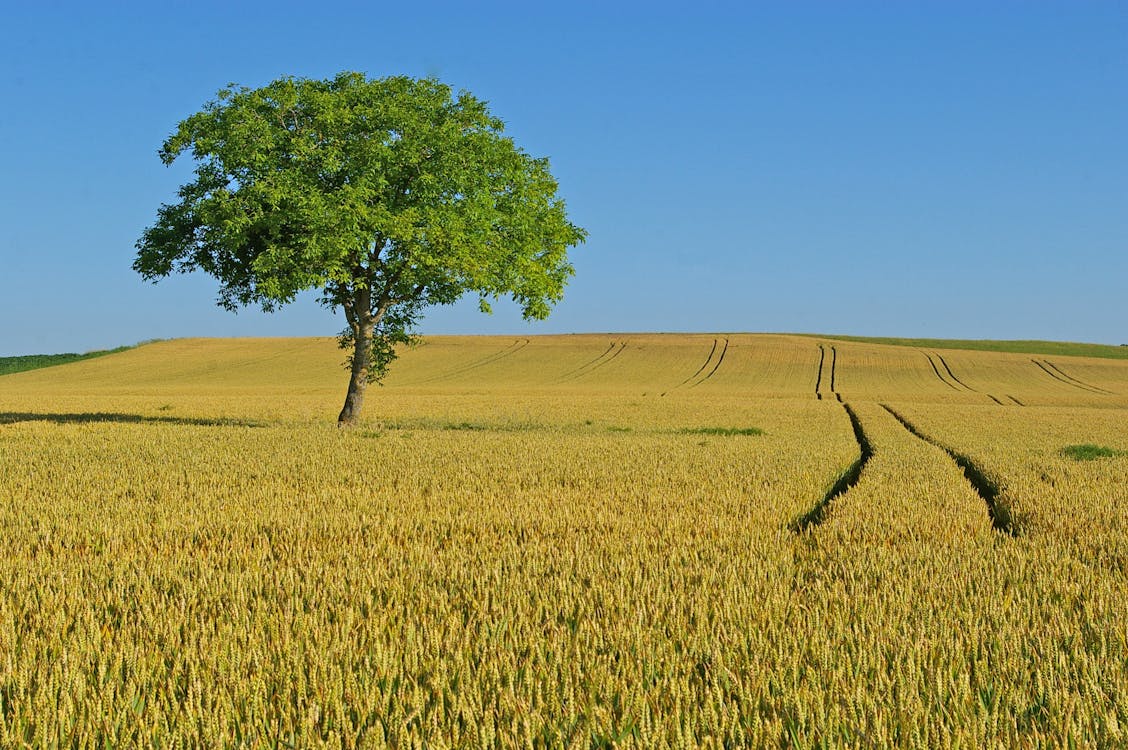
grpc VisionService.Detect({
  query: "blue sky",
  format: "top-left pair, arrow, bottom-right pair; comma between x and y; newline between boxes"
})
2,1 -> 1125,355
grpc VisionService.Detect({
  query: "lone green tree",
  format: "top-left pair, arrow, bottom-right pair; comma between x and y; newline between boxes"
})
135,72 -> 585,425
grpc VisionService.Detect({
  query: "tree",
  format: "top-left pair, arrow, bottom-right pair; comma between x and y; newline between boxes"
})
135,72 -> 586,425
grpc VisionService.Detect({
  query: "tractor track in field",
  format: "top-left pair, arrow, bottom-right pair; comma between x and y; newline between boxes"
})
662,338 -> 728,395
1031,360 -> 1109,395
558,342 -> 628,383
791,402 -> 872,532
554,342 -> 617,380
829,347 -> 842,402
815,345 -> 826,399
1007,395 -> 1024,406
924,351 -> 1009,405
1041,360 -> 1115,395
813,344 -> 841,402
934,353 -> 974,391
679,339 -> 718,387
829,346 -> 838,394
923,352 -> 960,391
407,339 -> 530,385
689,338 -> 728,388
881,405 -> 1016,535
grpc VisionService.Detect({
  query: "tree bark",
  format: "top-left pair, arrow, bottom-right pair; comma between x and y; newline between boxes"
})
337,286 -> 374,427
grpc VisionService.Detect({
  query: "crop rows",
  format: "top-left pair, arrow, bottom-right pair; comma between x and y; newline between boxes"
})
1,335 -> 1126,746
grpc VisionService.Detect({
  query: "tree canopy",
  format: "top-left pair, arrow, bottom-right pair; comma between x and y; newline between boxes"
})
135,72 -> 586,423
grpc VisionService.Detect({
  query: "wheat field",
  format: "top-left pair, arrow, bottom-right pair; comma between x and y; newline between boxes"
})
1,334 -> 1126,748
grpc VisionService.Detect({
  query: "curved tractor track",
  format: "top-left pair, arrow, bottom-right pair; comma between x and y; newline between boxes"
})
557,341 -> 628,384
922,351 -> 1008,405
882,405 -> 1016,535
933,353 -> 973,391
794,400 -> 1018,536
791,402 -> 873,532
797,345 -> 1015,535
797,348 -> 867,530
554,341 -> 617,381
1032,359 -> 1114,395
923,352 -> 959,391
662,338 -> 728,395
406,339 -> 531,385
690,338 -> 728,388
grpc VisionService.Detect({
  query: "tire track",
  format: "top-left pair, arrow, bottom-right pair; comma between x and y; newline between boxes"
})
923,352 -> 960,391
934,353 -> 975,391
829,347 -> 838,392
1007,395 -> 1024,406
678,339 -> 718,387
829,347 -> 842,402
1031,359 -> 1108,395
554,341 -> 617,381
689,338 -> 729,387
924,351 -> 1009,405
816,342 -> 825,396
935,353 -> 1008,405
559,342 -> 627,383
407,339 -> 530,385
881,405 -> 1016,535
1042,360 -> 1115,395
791,402 -> 873,532
662,338 -> 722,395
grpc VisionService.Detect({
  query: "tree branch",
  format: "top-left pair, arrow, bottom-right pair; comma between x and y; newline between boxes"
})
372,261 -> 409,314
341,290 -> 358,334
401,283 -> 426,303
372,299 -> 393,328
368,236 -> 386,267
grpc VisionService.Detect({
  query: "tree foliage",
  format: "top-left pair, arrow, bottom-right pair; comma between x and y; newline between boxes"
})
135,72 -> 586,419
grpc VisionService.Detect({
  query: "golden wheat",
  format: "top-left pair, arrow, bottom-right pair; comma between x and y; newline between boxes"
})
0,335 -> 1126,747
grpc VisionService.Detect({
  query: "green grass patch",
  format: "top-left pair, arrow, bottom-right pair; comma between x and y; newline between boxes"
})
444,421 -> 492,431
372,419 -> 544,433
0,343 -> 151,376
679,427 -> 764,437
1061,444 -> 1125,461
797,334 -> 1128,360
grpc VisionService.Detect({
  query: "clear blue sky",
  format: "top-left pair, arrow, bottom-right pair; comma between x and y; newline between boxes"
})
2,1 -> 1125,355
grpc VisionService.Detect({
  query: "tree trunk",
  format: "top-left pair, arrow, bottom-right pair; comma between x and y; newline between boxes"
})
338,287 -> 375,427
337,329 -> 372,426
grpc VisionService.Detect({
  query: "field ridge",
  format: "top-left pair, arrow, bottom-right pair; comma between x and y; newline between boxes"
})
801,333 -> 1128,360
